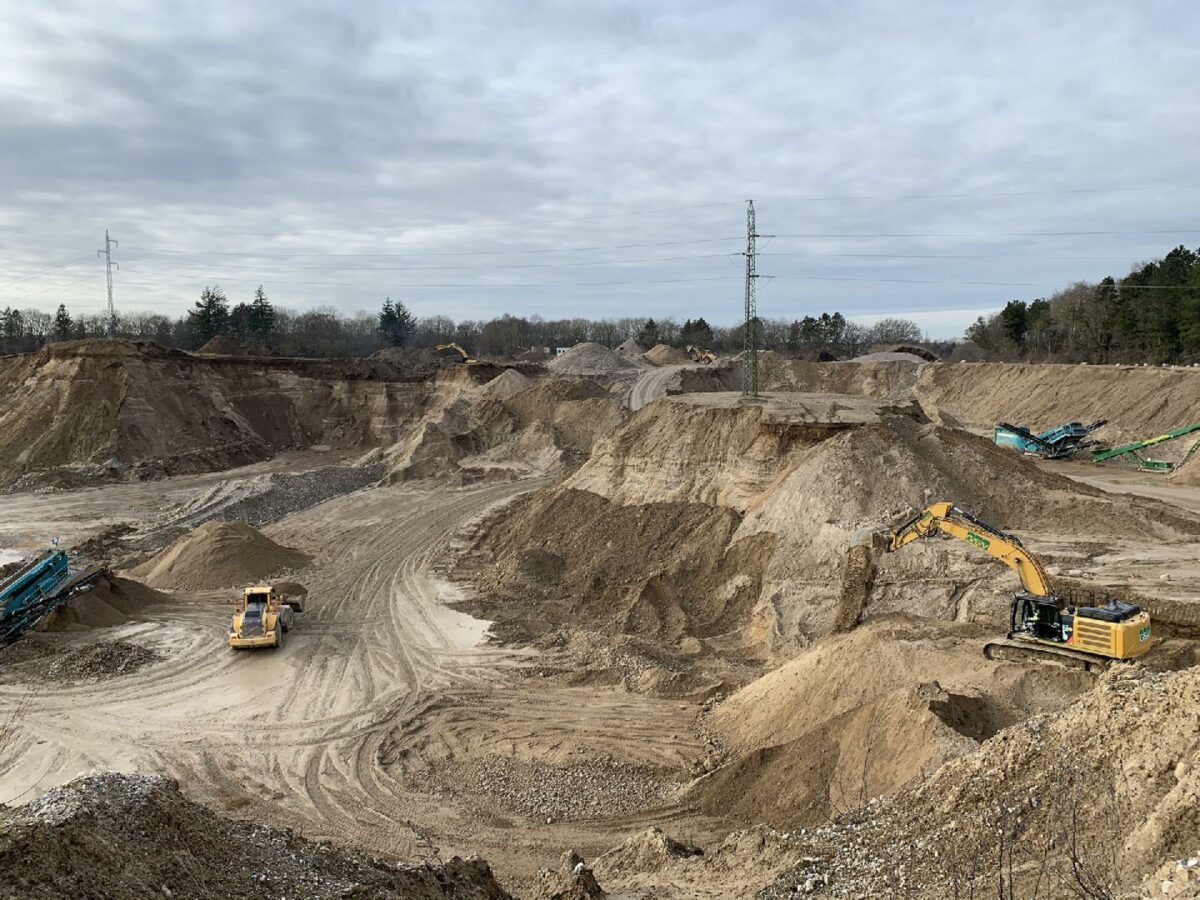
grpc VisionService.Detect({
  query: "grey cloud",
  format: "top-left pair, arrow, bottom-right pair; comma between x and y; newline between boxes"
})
0,0 -> 1198,335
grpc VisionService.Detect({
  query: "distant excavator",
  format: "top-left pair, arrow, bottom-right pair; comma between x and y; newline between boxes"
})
434,343 -> 479,364
868,502 -> 1151,670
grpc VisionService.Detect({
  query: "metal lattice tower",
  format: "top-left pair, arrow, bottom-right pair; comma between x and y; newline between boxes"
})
97,230 -> 119,336
741,200 -> 762,397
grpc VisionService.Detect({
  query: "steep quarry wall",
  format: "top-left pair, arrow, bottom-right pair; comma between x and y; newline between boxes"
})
0,340 -> 492,487
766,357 -> 1200,444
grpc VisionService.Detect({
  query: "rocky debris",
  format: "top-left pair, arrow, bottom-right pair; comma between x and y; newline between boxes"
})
428,754 -> 678,823
130,521 -> 310,591
536,851 -> 606,899
0,772 -> 513,899
547,343 -> 639,377
43,640 -> 164,681
1136,855 -> 1200,899
145,464 -> 382,545
753,664 -> 1200,899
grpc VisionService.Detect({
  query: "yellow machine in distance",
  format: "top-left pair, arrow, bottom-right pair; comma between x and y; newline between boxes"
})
885,502 -> 1151,667
229,584 -> 299,650
434,343 -> 478,364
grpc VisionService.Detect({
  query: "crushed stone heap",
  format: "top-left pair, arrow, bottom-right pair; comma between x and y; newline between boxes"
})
0,772 -> 513,900
548,342 -> 640,376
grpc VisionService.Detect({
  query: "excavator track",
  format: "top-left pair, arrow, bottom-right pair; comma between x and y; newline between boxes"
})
982,637 -> 1111,673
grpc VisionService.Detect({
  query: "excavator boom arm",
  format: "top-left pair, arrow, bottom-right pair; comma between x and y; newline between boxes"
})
887,502 -> 1052,597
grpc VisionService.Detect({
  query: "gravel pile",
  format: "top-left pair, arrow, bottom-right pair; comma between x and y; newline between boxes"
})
547,343 -> 639,376
147,464 -> 381,545
44,641 -> 164,681
432,755 -> 678,823
0,772 -> 513,900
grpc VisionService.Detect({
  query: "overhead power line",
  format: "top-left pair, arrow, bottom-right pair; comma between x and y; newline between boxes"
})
770,228 -> 1200,238
125,236 -> 743,258
117,272 -> 743,290
121,252 -> 738,273
0,254 -> 97,290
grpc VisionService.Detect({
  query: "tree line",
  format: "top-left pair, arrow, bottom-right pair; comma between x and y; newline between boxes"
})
0,282 -> 929,359
965,244 -> 1200,364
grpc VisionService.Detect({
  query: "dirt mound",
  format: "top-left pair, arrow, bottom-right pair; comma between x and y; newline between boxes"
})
369,345 -> 453,377
481,368 -> 533,400
39,574 -> 169,631
473,487 -> 774,650
44,640 -> 164,681
548,342 -> 639,376
614,337 -> 644,357
594,827 -> 702,881
692,616 -> 1093,826
757,663 -> 1200,899
129,521 -> 309,590
0,772 -> 513,899
643,343 -> 692,366
196,335 -> 273,356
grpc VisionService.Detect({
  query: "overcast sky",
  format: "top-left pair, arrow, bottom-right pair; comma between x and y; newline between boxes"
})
1,0 -> 1198,338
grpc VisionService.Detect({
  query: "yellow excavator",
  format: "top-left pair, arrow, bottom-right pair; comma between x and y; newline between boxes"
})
880,502 -> 1151,670
434,343 -> 478,364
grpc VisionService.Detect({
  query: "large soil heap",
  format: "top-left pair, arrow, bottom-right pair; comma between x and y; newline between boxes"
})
474,391 -> 1199,660
130,521 -> 309,590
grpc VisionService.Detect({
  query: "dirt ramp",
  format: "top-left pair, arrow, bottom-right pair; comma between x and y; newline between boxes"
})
0,772 -> 513,899
130,521 -> 309,590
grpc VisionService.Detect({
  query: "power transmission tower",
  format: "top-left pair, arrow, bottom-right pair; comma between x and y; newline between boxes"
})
741,200 -> 771,398
97,230 -> 118,336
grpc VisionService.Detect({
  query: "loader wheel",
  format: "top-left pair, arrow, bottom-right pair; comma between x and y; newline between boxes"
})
274,622 -> 284,649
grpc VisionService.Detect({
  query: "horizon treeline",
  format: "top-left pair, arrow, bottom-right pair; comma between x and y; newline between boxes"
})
0,285 -> 932,359
965,244 -> 1200,364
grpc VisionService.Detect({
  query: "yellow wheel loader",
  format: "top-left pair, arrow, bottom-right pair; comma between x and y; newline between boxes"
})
229,584 -> 300,650
879,502 -> 1151,671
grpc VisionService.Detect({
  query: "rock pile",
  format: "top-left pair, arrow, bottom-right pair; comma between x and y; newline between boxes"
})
547,343 -> 639,377
0,772 -> 513,899
44,640 -> 163,681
